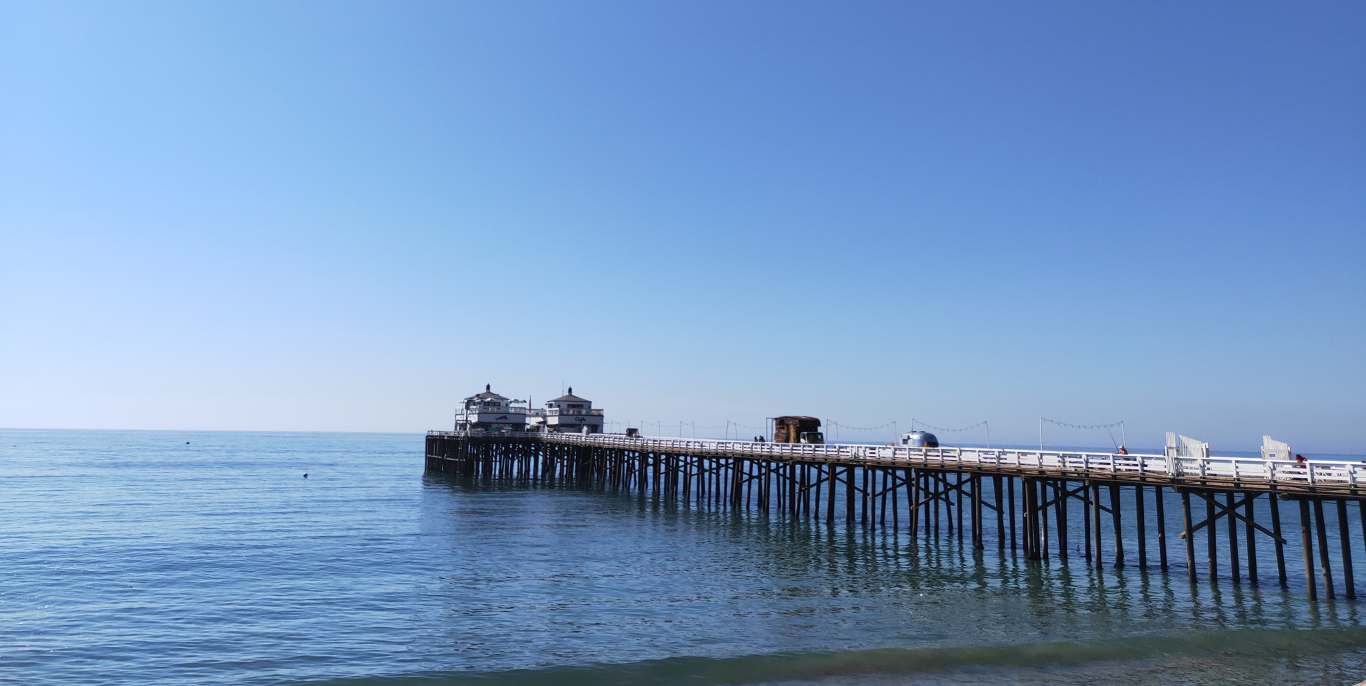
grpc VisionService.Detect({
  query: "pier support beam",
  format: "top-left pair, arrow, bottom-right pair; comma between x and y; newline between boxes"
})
1300,498 -> 1317,601
1340,499 -> 1357,600
1008,478 -> 1017,553
1314,498 -> 1335,599
1271,494 -> 1288,586
1135,485 -> 1146,569
1227,492 -> 1241,583
1156,485 -> 1168,570
1093,482 -> 1104,571
1182,491 -> 1196,582
1245,494 -> 1259,584
1206,494 -> 1218,581
1055,480 -> 1068,562
994,476 -> 1005,550
1110,485 -> 1124,568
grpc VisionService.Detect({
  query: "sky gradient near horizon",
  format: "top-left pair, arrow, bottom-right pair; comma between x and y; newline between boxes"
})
2,1 -> 1363,452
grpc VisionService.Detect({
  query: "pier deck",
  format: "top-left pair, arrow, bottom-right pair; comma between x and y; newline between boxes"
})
426,430 -> 1366,601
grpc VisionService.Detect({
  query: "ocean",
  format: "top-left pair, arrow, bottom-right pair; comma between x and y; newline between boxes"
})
3,429 -> 1364,685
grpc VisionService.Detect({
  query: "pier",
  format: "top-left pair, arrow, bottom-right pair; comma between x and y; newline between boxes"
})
426,430 -> 1366,601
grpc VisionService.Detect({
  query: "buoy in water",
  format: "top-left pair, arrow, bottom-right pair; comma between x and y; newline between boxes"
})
303,473 -> 308,478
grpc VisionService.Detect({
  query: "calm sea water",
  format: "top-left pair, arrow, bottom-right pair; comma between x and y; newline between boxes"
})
3,430 -> 1365,685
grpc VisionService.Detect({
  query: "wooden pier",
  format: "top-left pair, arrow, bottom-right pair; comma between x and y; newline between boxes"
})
426,431 -> 1366,601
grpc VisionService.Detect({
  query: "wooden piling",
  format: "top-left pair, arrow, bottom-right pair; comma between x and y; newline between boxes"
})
1135,485 -> 1146,568
1300,498 -> 1317,601
1023,478 -> 1038,560
861,466 -> 870,526
957,472 -> 965,544
1337,499 -> 1355,600
1271,494 -> 1288,586
1093,482 -> 1104,571
845,466 -> 855,524
972,474 -> 984,549
1083,484 -> 1093,564
1206,494 -> 1218,580
994,475 -> 1005,550
1038,480 -> 1049,559
1158,483 -> 1169,571
1008,478 -> 1017,553
1182,490 -> 1196,582
907,468 -> 918,533
1227,492 -> 1241,584
1110,484 -> 1124,568
826,462 -> 836,524
1245,494 -> 1258,583
1055,480 -> 1068,562
1313,498 -> 1335,599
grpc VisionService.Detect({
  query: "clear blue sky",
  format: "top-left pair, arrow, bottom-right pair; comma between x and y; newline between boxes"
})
2,1 -> 1362,452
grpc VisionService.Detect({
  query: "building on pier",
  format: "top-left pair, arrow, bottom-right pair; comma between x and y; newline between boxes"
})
455,385 -> 528,432
528,387 -> 605,434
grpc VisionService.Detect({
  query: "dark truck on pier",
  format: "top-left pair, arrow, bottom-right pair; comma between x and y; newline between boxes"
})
773,416 -> 824,444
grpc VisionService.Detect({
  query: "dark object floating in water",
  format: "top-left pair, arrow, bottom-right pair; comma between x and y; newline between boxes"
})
185,442 -> 190,445
303,473 -> 308,478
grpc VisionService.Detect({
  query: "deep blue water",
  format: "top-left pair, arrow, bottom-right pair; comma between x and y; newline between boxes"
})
3,430 -> 1365,685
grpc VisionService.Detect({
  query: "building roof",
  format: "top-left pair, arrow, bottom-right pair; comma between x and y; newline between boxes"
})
466,384 -> 509,402
548,393 -> 589,403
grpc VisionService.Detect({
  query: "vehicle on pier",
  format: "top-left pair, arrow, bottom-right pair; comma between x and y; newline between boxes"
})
773,416 -> 823,444
901,430 -> 939,448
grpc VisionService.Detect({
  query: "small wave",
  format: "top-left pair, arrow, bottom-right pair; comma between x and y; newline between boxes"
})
300,626 -> 1366,686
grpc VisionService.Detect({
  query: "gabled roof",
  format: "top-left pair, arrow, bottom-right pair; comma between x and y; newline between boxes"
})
467,384 -> 508,402
549,393 -> 589,403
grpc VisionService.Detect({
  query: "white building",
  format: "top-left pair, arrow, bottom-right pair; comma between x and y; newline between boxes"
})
528,387 -> 605,434
455,385 -> 528,432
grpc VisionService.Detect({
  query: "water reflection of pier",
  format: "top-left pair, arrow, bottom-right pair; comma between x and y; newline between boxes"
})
425,431 -> 1365,602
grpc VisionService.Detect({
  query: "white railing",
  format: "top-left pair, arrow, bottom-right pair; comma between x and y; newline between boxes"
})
426,431 -> 1365,488
457,407 -> 528,417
